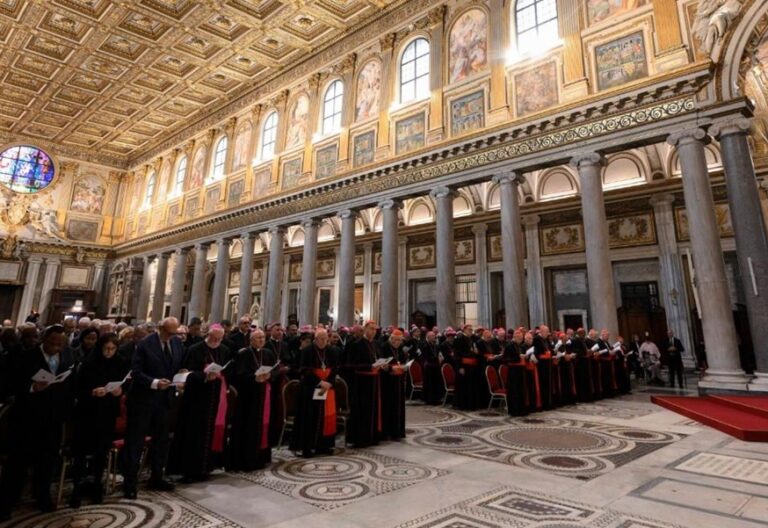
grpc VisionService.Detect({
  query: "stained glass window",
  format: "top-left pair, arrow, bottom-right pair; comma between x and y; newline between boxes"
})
0,145 -> 55,193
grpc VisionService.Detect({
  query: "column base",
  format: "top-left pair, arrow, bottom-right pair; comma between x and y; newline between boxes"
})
747,371 -> 768,392
697,368 -> 752,394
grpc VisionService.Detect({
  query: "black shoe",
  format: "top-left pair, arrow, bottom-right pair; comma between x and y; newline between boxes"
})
123,487 -> 138,500
147,479 -> 175,492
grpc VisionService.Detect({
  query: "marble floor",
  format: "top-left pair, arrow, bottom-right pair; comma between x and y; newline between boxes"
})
4,383 -> 768,528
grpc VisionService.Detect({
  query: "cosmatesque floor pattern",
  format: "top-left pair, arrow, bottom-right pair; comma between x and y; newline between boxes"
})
3,391 -> 768,528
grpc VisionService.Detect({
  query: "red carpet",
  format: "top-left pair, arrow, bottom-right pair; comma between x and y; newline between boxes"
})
651,395 -> 768,442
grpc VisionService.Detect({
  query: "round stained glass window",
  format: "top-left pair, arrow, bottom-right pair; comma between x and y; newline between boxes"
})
0,145 -> 56,194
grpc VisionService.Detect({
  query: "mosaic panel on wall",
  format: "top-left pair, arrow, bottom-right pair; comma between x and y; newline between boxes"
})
253,167 -> 272,198
514,61 -> 558,117
228,178 -> 245,207
395,113 -> 426,155
232,123 -> 252,171
70,176 -> 106,214
448,8 -> 489,83
281,157 -> 303,190
595,31 -> 648,91
188,147 -> 206,190
353,130 -> 376,167
450,90 -> 485,136
286,95 -> 310,149
315,144 -> 337,179
355,60 -> 381,122
204,185 -> 221,215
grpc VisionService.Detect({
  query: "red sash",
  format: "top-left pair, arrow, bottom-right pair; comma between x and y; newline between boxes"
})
526,362 -> 542,409
461,357 -> 479,366
600,356 -> 618,390
260,381 -> 271,449
313,368 -> 337,436
211,376 -> 228,453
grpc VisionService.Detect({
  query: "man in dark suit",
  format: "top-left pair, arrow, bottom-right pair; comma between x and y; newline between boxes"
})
0,324 -> 75,520
228,315 -> 251,352
662,329 -> 685,389
122,317 -> 184,499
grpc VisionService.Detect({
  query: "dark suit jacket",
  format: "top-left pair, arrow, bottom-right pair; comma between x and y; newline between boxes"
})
128,332 -> 184,408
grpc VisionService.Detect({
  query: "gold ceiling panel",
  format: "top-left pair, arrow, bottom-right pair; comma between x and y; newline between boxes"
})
0,0 -> 401,165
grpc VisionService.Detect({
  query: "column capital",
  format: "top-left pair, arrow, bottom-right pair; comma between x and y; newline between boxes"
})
363,241 -> 374,251
157,252 -> 171,260
649,193 -> 676,209
215,237 -> 231,247
44,256 -> 61,264
522,214 -> 541,227
377,198 -> 402,211
337,209 -> 360,220
429,186 -> 457,200
174,247 -> 189,256
194,241 -> 210,252
709,117 -> 752,140
492,171 -> 525,186
471,223 -> 488,235
570,151 -> 606,169
27,256 -> 44,265
268,225 -> 287,236
667,127 -> 709,147
301,218 -> 320,230
240,231 -> 258,242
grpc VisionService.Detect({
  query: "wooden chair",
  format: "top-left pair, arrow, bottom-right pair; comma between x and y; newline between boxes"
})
334,377 -> 350,446
485,365 -> 507,412
278,380 -> 300,447
408,361 -> 424,401
441,363 -> 455,406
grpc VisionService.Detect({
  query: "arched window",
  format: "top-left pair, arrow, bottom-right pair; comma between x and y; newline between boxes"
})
261,111 -> 278,159
209,136 -> 227,182
174,155 -> 187,194
515,0 -> 558,55
400,38 -> 430,103
322,80 -> 344,135
144,172 -> 156,207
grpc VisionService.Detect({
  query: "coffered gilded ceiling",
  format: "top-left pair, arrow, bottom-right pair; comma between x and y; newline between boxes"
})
0,0 -> 401,167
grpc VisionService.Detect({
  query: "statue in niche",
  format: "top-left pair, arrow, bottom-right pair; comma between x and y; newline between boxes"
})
693,0 -> 742,56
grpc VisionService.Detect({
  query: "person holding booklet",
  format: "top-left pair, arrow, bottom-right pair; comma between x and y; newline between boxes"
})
228,329 -> 278,471
168,324 -> 232,482
0,324 -> 75,520
69,332 -> 129,508
379,330 -> 407,441
348,321 -> 383,448
290,328 -> 340,458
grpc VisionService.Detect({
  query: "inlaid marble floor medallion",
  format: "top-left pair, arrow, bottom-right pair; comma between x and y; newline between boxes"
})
394,486 -> 684,528
1,492 -> 244,528
231,448 -> 448,510
406,408 -> 684,479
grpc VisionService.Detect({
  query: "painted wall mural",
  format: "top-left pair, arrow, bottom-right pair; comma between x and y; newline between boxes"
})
395,113 -> 426,154
448,9 -> 488,84
595,31 -> 648,91
188,147 -> 206,190
515,61 -> 559,117
607,213 -> 656,247
70,176 -> 106,215
450,90 -> 485,136
204,185 -> 220,215
675,203 -> 734,241
281,157 -> 303,190
232,122 -> 252,171
586,0 -> 649,25
167,203 -> 179,226
315,144 -> 337,179
286,95 -> 310,149
228,178 -> 245,207
353,131 -> 375,167
355,60 -> 381,122
541,224 -> 585,255
67,218 -> 99,242
253,167 -> 272,197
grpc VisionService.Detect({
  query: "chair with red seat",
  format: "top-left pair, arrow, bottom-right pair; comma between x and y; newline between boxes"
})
106,394 -> 150,494
486,365 -> 507,411
408,361 -> 424,401
499,364 -> 509,390
441,363 -> 455,406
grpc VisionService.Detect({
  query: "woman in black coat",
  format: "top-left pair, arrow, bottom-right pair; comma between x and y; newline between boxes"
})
70,333 -> 128,507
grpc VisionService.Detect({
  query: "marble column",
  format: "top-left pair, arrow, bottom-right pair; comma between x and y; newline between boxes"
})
363,242 -> 374,321
668,128 -> 750,390
398,236 -> 408,327
264,226 -> 285,325
17,257 -> 43,326
279,254 -> 291,325
473,223 -> 490,328
209,238 -> 231,323
299,220 -> 319,326
523,215 -> 545,326
494,172 -> 527,329
238,232 -> 256,319
135,256 -> 154,322
38,257 -> 60,323
571,153 -> 619,333
650,194 -> 695,367
188,243 -> 209,322
338,210 -> 358,327
712,118 -> 768,390
151,252 -> 169,323
91,262 -> 107,314
169,247 -> 188,321
378,199 -> 402,328
431,187 -> 456,329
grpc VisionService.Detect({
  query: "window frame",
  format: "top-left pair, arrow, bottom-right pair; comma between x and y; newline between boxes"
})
399,37 -> 431,104
144,172 -> 156,207
173,155 -> 187,194
514,0 -> 559,56
321,79 -> 344,136
261,111 -> 278,160
209,136 -> 228,182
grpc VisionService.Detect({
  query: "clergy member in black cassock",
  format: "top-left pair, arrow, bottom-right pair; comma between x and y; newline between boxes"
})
266,323 -> 293,446
168,325 -> 231,482
453,327 -> 482,410
379,331 -> 407,441
0,325 -> 74,520
421,331 -> 444,405
290,329 -> 340,457
533,326 -> 555,410
523,332 -> 542,413
585,330 -> 603,400
571,329 -> 594,402
614,336 -> 632,394
555,332 -> 577,406
348,321 -> 382,447
596,329 -> 617,399
503,329 -> 530,416
228,329 -> 276,471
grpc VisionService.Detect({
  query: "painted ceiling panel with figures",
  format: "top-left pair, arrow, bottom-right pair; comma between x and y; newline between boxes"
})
0,0 -> 402,167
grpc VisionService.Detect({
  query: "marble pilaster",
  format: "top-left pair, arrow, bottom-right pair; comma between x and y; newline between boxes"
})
431,187 -> 456,329
668,128 -> 750,390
